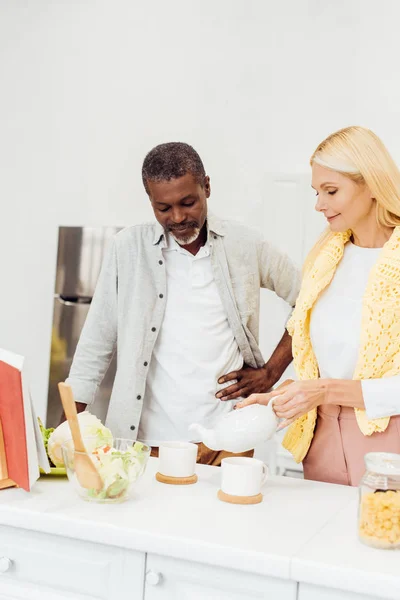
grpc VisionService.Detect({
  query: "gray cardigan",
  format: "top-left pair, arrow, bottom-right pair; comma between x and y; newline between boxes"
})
66,213 -> 300,438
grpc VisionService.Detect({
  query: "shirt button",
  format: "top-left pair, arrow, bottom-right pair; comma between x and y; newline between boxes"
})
159,294 -> 164,298
137,395 -> 141,400
151,327 -> 156,332
159,260 -> 163,265
213,235 -> 217,240
144,361 -> 148,367
130,425 -> 136,431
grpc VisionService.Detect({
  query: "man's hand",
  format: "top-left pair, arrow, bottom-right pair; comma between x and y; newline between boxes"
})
216,364 -> 278,401
216,329 -> 293,401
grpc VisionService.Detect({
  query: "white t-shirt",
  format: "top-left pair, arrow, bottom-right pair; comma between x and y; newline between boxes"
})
138,235 -> 243,446
310,242 -> 400,419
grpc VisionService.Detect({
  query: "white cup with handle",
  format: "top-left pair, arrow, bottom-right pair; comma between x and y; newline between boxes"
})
220,456 -> 268,497
158,442 -> 198,478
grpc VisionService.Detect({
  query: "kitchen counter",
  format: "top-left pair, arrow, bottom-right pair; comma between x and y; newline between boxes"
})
292,497 -> 400,600
0,458 -> 398,600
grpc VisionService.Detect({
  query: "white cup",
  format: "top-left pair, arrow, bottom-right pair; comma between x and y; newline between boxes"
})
158,442 -> 198,478
221,457 -> 268,497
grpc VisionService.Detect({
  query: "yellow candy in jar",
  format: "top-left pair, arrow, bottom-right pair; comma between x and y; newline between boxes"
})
359,490 -> 400,549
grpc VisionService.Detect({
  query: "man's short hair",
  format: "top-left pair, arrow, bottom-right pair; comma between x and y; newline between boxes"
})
142,142 -> 206,192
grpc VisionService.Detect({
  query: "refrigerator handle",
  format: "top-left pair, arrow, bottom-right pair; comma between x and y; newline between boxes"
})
55,294 -> 92,306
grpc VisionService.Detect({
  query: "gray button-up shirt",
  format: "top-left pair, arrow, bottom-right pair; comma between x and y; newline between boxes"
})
66,213 -> 300,439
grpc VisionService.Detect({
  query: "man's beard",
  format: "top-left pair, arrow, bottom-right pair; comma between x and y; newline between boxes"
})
168,224 -> 200,245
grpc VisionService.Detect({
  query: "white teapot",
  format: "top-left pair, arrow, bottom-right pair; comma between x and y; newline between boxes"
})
189,401 -> 278,453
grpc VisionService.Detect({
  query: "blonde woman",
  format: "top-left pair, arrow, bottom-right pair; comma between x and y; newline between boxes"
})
236,126 -> 400,486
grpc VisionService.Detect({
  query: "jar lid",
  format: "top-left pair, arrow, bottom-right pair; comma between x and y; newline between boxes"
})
364,452 -> 400,476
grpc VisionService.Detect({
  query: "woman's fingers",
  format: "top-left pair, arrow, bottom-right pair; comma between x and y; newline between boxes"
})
271,389 -> 293,409
274,405 -> 299,420
275,388 -> 311,425
235,382 -> 299,412
277,417 -> 296,431
235,392 -> 271,409
274,378 -> 295,391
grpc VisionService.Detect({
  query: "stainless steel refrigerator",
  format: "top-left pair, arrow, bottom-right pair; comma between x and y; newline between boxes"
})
46,226 -> 122,427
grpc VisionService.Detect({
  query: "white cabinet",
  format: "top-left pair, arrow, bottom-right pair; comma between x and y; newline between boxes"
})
0,525 -> 145,600
144,554 -> 297,600
298,583 -> 385,600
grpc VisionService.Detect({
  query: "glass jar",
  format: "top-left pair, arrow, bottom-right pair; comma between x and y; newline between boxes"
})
358,452 -> 400,549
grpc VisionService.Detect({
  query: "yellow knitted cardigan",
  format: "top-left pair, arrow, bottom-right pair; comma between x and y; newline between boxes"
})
283,226 -> 400,463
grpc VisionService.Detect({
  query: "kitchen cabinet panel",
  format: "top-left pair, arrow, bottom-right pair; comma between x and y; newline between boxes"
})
298,583 -> 385,600
0,525 -> 145,600
145,554 -> 297,600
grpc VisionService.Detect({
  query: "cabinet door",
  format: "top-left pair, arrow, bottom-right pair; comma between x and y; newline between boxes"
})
145,554 -> 296,600
298,583 -> 385,600
0,525 -> 145,600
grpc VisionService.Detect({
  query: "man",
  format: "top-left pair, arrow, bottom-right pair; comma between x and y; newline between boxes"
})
66,142 -> 300,466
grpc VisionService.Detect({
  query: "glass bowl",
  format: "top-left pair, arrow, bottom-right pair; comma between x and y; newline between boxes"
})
61,437 -> 151,503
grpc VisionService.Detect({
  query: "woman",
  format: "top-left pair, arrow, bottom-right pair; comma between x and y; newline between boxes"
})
237,126 -> 400,486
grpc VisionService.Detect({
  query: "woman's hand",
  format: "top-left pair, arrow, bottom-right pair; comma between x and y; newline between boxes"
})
235,380 -> 329,430
235,379 -> 364,429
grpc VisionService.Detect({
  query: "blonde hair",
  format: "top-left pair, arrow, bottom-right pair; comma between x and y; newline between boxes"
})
304,126 -> 400,272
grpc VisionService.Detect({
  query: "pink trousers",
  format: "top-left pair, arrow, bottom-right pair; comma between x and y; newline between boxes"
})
303,405 -> 400,486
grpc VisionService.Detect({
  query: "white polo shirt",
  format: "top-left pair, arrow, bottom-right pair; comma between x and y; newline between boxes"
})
138,234 -> 243,446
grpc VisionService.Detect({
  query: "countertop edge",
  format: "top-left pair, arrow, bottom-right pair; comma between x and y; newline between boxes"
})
0,507 -> 292,580
290,557 -> 400,600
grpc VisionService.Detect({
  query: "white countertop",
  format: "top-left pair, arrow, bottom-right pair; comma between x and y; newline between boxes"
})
0,458 -> 398,598
292,497 -> 400,600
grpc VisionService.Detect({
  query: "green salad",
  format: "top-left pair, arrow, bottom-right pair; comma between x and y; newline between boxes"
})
85,441 -> 148,500
38,418 -> 56,467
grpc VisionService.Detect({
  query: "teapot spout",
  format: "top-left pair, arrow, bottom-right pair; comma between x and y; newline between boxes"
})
188,423 -> 219,451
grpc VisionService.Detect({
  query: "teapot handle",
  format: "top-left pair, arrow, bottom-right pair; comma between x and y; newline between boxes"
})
269,395 -> 283,412
269,396 -> 284,431
269,378 -> 294,415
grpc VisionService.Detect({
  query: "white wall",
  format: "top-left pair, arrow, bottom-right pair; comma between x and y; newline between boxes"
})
1,0 -> 400,418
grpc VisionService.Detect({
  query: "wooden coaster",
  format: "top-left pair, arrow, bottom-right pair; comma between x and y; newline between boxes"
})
217,489 -> 263,505
156,472 -> 198,485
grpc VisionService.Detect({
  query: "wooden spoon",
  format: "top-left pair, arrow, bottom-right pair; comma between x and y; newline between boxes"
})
58,382 -> 103,492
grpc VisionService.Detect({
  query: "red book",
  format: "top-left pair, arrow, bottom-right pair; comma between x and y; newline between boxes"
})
0,360 -> 29,490
0,349 -> 49,492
